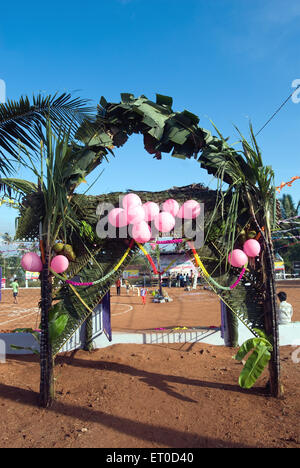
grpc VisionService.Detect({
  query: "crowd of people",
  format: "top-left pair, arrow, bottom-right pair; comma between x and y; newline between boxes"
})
164,270 -> 197,289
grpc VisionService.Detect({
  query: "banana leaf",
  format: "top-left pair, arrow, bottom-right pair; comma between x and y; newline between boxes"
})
237,341 -> 272,389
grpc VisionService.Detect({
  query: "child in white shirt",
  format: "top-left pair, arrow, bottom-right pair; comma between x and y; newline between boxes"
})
277,291 -> 293,324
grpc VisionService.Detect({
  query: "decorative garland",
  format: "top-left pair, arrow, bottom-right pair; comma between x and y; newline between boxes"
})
136,242 -> 159,274
155,238 -> 184,244
276,176 -> 300,193
50,239 -> 135,286
278,215 -> 300,223
189,243 -> 247,291
137,238 -> 249,291
137,241 -> 191,276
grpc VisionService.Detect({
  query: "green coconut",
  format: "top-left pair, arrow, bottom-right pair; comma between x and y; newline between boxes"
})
63,244 -> 76,261
247,230 -> 257,239
53,242 -> 65,253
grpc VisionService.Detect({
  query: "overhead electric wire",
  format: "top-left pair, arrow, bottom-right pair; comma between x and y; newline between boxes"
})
255,84 -> 300,137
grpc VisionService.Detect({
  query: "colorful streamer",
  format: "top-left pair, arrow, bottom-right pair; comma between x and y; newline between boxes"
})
276,176 -> 300,193
229,268 -> 246,290
51,239 -> 135,286
136,242 -> 158,274
155,238 -> 184,244
189,242 -> 247,291
273,235 -> 300,240
278,215 -> 300,223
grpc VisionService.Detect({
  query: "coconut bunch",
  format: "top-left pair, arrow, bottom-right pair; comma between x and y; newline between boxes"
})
53,242 -> 76,261
49,242 -> 77,274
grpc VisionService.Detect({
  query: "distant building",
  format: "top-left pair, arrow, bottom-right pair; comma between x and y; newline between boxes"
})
274,259 -> 285,279
292,261 -> 300,277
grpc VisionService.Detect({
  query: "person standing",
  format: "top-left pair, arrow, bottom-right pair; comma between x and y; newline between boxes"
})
140,287 -> 147,306
277,291 -> 293,324
116,278 -> 121,296
11,277 -> 19,304
192,271 -> 198,290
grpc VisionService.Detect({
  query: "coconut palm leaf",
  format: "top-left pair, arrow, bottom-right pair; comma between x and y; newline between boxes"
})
0,93 -> 94,176
0,178 -> 38,199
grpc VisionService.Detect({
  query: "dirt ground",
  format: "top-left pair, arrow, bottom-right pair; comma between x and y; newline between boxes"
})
0,282 -> 299,448
1,281 -> 300,332
0,344 -> 299,448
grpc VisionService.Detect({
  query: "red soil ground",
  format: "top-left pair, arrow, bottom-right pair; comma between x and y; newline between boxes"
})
0,283 -> 299,448
1,282 -> 299,332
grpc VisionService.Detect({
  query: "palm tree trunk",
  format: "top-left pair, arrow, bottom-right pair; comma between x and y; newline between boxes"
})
39,241 -> 54,407
84,314 -> 94,351
225,305 -> 239,347
246,191 -> 281,398
262,227 -> 282,397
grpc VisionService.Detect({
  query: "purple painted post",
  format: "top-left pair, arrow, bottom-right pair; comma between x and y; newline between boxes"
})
220,299 -> 226,339
102,290 -> 112,342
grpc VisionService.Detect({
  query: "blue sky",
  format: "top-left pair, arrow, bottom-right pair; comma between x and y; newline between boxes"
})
0,0 -> 300,236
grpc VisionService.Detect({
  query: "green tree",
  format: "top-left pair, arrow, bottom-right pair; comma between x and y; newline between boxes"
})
279,194 -> 300,219
0,119 -> 111,407
1,232 -> 13,244
274,195 -> 300,273
0,93 -> 92,179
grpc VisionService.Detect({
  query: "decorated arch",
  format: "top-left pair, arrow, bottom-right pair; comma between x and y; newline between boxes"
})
1,93 -> 281,406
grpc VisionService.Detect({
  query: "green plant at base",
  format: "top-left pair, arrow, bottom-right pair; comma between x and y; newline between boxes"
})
234,329 -> 273,389
11,304 -> 68,355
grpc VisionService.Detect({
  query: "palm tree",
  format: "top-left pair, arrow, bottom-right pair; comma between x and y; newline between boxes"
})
0,93 -> 93,179
1,232 -> 13,244
0,119 -> 112,407
280,194 -> 299,219
0,232 -> 13,279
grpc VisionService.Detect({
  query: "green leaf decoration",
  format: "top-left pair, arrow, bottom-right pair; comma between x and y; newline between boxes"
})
234,334 -> 273,389
49,314 -> 69,343
234,336 -> 272,361
238,342 -> 272,389
156,94 -> 173,109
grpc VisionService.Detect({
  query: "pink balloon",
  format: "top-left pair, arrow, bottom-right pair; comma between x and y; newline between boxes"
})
228,249 -> 248,268
243,239 -> 261,257
154,212 -> 176,233
127,204 -> 145,224
177,200 -> 201,219
122,193 -> 142,210
21,252 -> 43,272
163,199 -> 180,217
51,255 -> 69,274
108,208 -> 129,228
131,221 -> 152,243
143,201 -> 160,222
